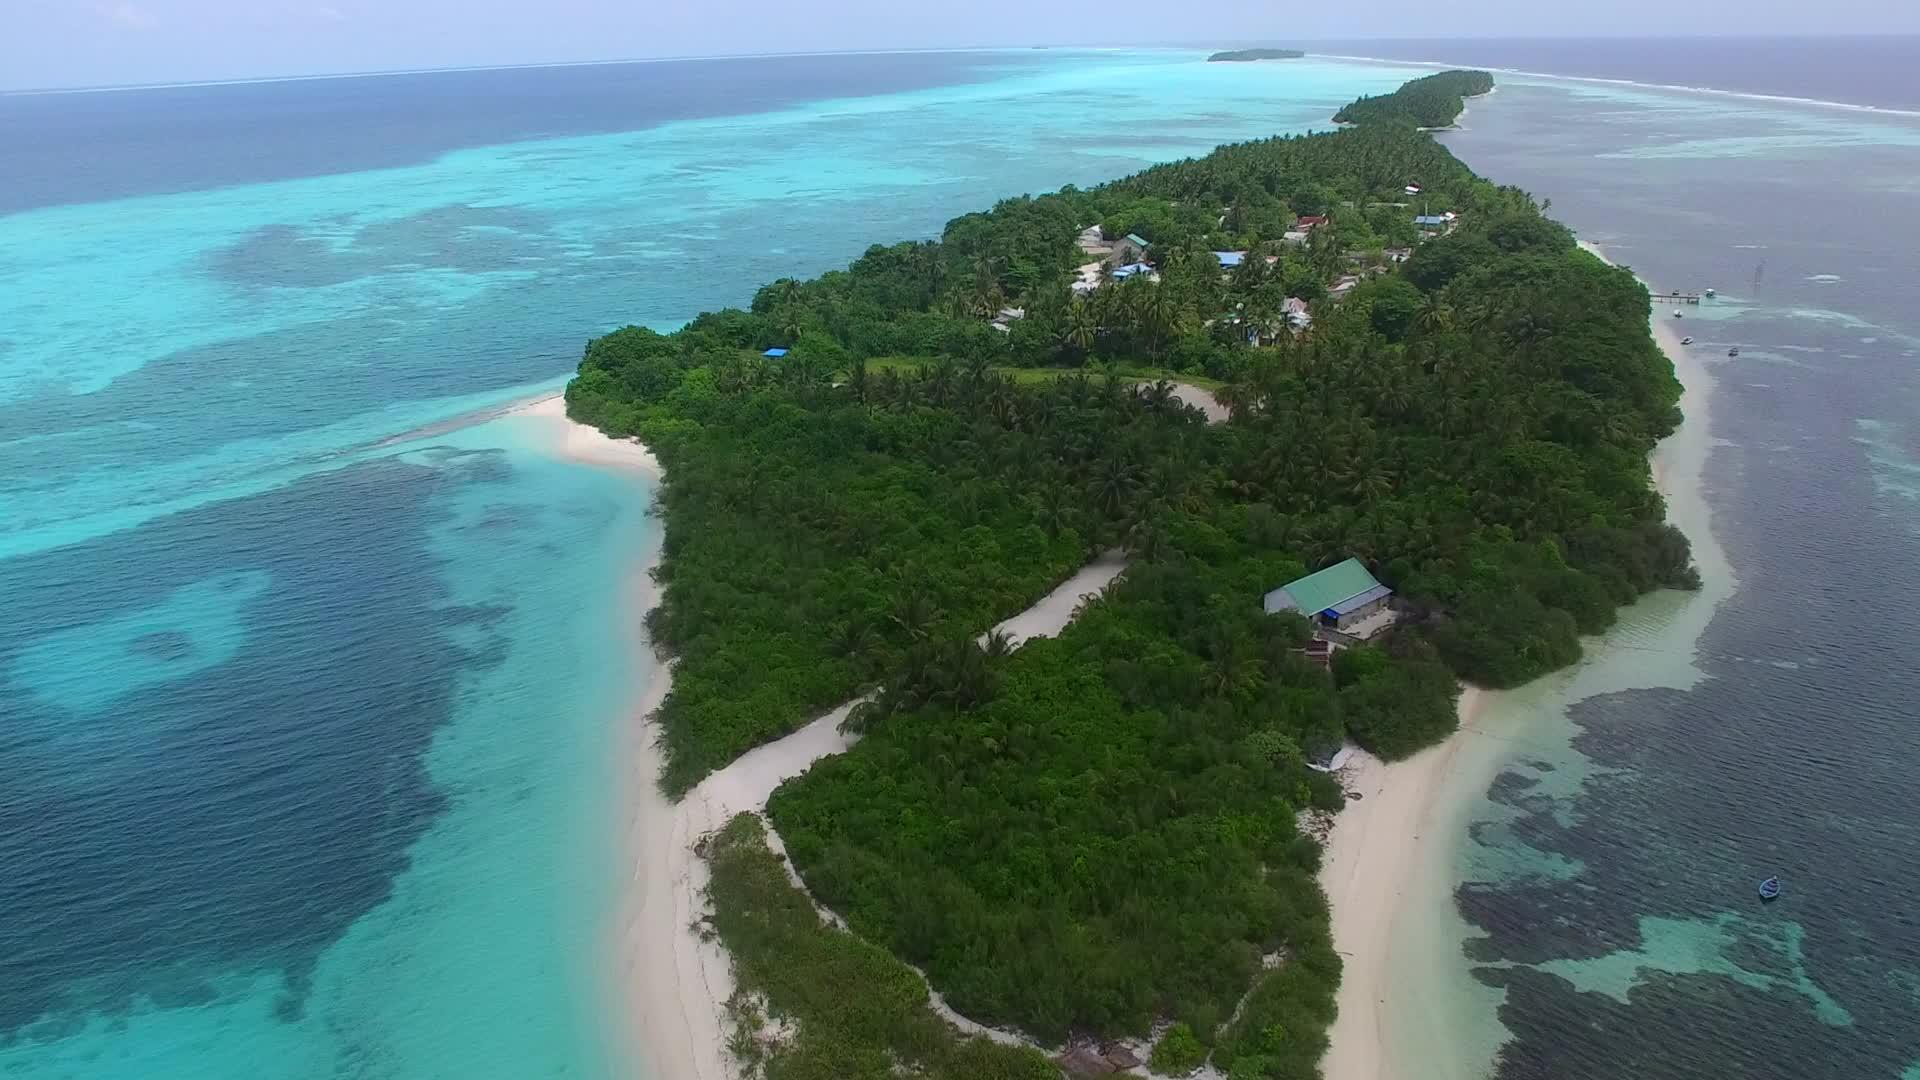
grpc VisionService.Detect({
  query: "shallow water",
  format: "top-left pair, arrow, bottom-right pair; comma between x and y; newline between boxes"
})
0,49 -> 1423,1080
1407,64 -> 1920,1080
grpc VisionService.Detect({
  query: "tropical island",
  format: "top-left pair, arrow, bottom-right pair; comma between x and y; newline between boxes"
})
569,71 -> 1696,1080
1207,48 -> 1307,62
1333,68 -> 1496,127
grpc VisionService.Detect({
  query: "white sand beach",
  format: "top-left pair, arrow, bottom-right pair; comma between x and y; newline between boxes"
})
514,395 -> 662,478
1317,241 -> 1734,1080
1318,687 -> 1488,1080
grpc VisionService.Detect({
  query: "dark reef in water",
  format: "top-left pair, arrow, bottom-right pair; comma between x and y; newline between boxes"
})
0,453 -> 519,1037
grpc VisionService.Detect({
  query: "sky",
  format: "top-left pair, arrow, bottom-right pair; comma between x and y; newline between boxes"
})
5,0 -> 1920,91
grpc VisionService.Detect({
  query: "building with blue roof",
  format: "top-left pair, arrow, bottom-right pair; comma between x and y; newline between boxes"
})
1214,251 -> 1246,269
1111,262 -> 1156,281
763,347 -> 789,358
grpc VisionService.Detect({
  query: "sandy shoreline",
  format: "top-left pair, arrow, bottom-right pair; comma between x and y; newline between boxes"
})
1317,687 -> 1488,1080
1317,241 -> 1732,1080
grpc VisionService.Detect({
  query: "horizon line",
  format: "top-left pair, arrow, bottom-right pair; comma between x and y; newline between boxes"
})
5,32 -> 1916,97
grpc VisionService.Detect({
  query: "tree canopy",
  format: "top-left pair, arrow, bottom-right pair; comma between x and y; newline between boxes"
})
1333,69 -> 1495,128
565,71 -> 1698,1077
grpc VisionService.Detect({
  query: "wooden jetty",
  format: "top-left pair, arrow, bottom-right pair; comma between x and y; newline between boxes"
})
1658,289 -> 1706,305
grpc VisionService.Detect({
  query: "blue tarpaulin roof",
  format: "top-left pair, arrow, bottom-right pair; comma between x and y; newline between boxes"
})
1214,251 -> 1246,268
1112,262 -> 1153,279
1414,215 -> 1449,226
763,348 -> 789,357
1328,583 -> 1394,616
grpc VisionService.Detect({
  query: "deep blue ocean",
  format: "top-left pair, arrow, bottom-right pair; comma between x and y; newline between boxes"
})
2,37 -> 1917,1080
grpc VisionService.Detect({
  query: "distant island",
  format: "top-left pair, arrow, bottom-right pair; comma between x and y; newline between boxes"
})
1333,68 -> 1495,127
1208,48 -> 1306,62
574,71 -> 1699,1080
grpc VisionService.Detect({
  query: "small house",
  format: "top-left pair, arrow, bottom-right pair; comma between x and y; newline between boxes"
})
1328,274 -> 1361,300
1214,251 -> 1247,269
1264,558 -> 1394,633
1076,225 -> 1114,258
1107,232 -> 1149,266
1384,246 -> 1413,263
1281,229 -> 1310,246
1295,215 -> 1328,230
1111,262 -> 1156,282
762,348 -> 789,358
1283,296 -> 1312,329
1413,214 -> 1449,228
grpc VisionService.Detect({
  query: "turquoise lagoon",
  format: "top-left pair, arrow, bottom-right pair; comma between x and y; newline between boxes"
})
0,51 -> 1422,1079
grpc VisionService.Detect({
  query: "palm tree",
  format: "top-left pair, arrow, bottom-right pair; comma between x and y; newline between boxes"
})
1122,509 -> 1170,562
1203,628 -> 1265,700
1034,486 -> 1077,538
971,255 -> 1005,319
911,242 -> 947,309
985,378 -> 1019,428
925,357 -> 958,405
1350,461 -> 1394,501
981,629 -> 1015,662
1088,455 -> 1141,520
1064,298 -> 1099,358
1413,295 -> 1455,338
1140,379 -> 1179,414
828,618 -> 880,674
847,356 -> 869,403
890,589 -> 937,643
1136,285 -> 1177,355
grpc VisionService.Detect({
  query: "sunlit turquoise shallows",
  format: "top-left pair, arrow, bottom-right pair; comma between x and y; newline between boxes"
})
0,51 -> 1420,1080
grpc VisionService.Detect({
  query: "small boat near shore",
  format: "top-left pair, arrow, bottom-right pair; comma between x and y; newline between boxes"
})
1759,876 -> 1782,902
1681,336 -> 1694,345
1728,346 -> 1741,357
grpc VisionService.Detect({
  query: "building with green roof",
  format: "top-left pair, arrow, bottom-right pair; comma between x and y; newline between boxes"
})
1263,558 -> 1394,634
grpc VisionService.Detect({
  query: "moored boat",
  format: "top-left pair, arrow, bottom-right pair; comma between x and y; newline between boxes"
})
1759,876 -> 1782,901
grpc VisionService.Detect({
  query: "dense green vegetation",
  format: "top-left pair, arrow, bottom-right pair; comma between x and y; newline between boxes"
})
1333,69 -> 1495,127
771,554 -> 1350,1067
569,70 -> 1699,1076
702,814 -> 1057,1080
1208,48 -> 1306,62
